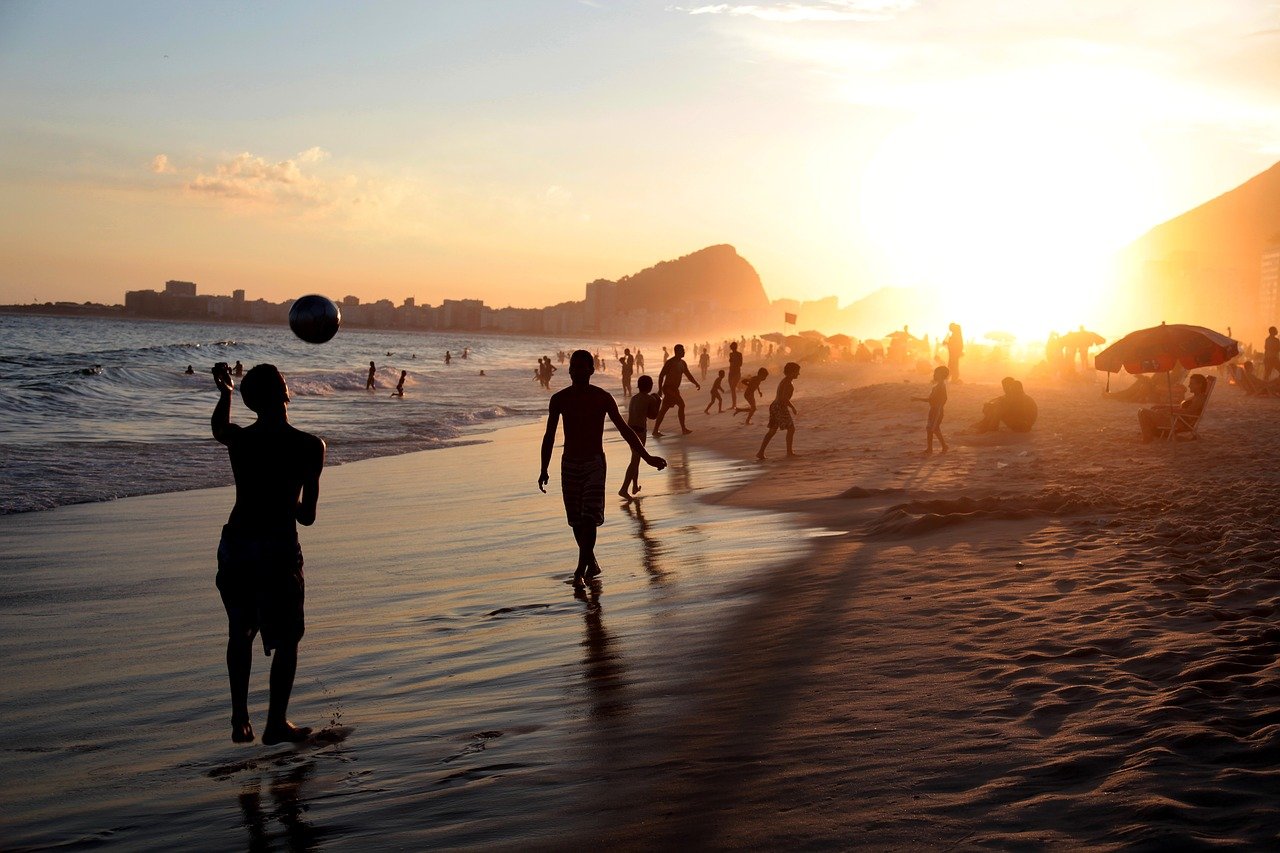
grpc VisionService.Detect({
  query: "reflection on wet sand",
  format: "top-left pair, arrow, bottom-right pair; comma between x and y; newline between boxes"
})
622,499 -> 668,585
575,582 -> 628,721
665,445 -> 693,494
237,762 -> 326,852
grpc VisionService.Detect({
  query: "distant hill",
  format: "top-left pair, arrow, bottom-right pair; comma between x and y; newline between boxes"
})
1122,161 -> 1280,335
614,244 -> 770,315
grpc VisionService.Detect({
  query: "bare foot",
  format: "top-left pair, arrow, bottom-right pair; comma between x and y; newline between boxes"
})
682,428 -> 693,435
262,721 -> 312,745
786,452 -> 799,457
756,453 -> 766,460
618,487 -> 631,499
652,431 -> 664,438
631,483 -> 641,495
232,718 -> 254,744
584,564 -> 601,579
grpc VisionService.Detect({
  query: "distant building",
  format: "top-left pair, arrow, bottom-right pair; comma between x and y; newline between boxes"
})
583,279 -> 617,332
442,298 -> 483,329
1263,240 -> 1280,322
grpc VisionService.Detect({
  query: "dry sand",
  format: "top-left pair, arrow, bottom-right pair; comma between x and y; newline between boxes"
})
563,361 -> 1280,848
4,361 -> 1279,849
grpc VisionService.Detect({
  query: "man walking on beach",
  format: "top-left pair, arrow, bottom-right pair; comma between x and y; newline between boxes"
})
212,363 -> 325,745
539,350 -> 666,585
652,343 -> 701,437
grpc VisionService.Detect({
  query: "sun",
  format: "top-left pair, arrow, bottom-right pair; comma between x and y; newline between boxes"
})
859,99 -> 1160,341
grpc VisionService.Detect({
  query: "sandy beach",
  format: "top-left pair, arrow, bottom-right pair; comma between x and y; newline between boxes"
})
4,362 -> 1280,849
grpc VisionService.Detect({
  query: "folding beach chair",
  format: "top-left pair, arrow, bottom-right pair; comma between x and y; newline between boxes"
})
1165,375 -> 1216,441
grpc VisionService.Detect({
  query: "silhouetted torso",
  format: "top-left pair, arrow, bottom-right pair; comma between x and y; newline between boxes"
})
224,423 -> 324,536
551,384 -> 614,462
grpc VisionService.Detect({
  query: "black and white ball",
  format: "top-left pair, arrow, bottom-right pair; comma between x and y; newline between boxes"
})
289,295 -> 341,344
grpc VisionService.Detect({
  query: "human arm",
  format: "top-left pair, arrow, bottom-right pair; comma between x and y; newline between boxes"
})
538,399 -> 561,492
606,397 -> 667,471
296,436 -> 325,526
682,364 -> 701,390
210,364 -> 239,445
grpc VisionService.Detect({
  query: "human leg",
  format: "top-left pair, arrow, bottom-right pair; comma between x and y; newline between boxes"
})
784,426 -> 796,456
227,633 -> 254,742
757,426 -> 777,459
261,644 -> 310,744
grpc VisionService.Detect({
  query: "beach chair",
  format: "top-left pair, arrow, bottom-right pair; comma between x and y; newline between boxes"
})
1164,375 -> 1216,441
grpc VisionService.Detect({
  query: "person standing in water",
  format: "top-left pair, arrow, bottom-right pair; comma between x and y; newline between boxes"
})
698,346 -> 710,382
652,344 -> 701,437
914,365 -> 950,454
365,361 -> 376,390
618,348 -> 635,398
539,351 -> 666,585
211,363 -> 325,745
757,362 -> 800,460
392,370 -> 408,397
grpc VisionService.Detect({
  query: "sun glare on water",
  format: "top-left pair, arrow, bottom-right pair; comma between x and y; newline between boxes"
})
860,95 -> 1160,341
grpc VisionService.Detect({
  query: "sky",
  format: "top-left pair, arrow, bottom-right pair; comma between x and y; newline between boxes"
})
2,0 -> 1278,331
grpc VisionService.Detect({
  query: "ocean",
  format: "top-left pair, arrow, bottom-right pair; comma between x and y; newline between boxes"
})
0,313 -> 650,514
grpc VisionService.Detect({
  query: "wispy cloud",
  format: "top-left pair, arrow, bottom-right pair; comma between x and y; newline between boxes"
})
150,153 -> 175,174
669,0 -> 915,23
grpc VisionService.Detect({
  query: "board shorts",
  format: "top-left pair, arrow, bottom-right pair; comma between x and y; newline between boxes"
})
768,400 -> 794,431
660,389 -> 684,409
561,453 -> 607,527
927,406 -> 945,431
216,525 -> 305,655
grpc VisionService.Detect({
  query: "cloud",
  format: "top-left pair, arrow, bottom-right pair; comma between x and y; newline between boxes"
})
150,153 -> 175,174
669,0 -> 915,23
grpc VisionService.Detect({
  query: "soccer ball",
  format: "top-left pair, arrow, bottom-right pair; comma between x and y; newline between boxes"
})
289,295 -> 341,344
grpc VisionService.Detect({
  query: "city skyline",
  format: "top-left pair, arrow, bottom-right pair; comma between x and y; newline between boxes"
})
3,2 -> 1280,338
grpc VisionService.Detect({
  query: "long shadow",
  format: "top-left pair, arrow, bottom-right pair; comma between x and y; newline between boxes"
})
622,499 -> 667,585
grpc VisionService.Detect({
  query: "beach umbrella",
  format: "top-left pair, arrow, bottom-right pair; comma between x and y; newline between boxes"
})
1094,323 -> 1237,375
827,333 -> 854,347
761,332 -> 787,344
799,329 -> 827,341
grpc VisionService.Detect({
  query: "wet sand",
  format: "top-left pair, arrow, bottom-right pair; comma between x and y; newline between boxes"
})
5,365 -> 1280,848
0,421 -> 815,849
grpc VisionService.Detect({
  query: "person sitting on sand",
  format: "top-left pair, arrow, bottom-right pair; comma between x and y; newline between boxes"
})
914,365 -> 950,454
392,370 -> 407,398
540,351 -> 666,585
973,377 -> 1038,433
1138,373 -> 1209,443
705,369 -> 726,414
620,375 -> 661,499
734,367 -> 769,425
1232,361 -> 1280,396
365,361 -> 376,390
757,362 -> 800,460
211,363 -> 325,745
652,344 -> 701,437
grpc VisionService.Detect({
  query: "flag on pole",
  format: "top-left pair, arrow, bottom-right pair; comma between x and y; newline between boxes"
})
784,312 -> 797,325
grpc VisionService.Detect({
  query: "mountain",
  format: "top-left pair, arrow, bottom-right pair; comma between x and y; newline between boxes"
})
1122,161 -> 1280,336
613,244 -> 770,315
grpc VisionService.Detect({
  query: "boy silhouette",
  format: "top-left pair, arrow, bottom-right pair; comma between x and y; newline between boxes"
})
212,363 -> 325,745
539,350 -> 666,584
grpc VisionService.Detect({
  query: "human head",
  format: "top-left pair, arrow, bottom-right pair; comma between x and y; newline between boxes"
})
569,349 -> 594,380
1001,376 -> 1017,394
950,323 -> 960,332
933,365 -> 950,382
784,362 -> 800,378
717,369 -> 725,378
1270,326 -> 1277,336
637,375 -> 653,393
241,364 -> 290,414
674,344 -> 685,357
730,341 -> 738,351
369,361 -> 375,367
1189,374 -> 1208,394
757,367 -> 769,378
624,348 -> 631,355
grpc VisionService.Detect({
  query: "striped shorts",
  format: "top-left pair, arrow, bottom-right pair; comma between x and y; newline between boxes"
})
561,453 -> 607,528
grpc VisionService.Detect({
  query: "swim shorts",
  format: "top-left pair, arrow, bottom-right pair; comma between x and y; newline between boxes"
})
561,453 -> 607,527
660,389 -> 684,410
927,406 -> 945,431
216,525 -> 305,655
768,400 -> 794,430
